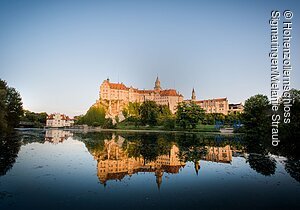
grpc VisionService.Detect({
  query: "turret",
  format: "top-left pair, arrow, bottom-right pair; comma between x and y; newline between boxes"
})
191,88 -> 196,101
154,76 -> 161,91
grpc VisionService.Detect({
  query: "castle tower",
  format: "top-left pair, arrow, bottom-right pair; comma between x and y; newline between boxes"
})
154,76 -> 161,91
191,88 -> 196,101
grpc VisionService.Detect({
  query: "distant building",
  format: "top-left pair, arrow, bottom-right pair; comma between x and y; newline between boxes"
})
228,103 -> 244,114
46,113 -> 74,128
185,89 -> 229,115
97,77 -> 184,117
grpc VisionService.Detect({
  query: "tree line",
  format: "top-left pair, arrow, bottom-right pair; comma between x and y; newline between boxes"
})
0,79 -> 23,135
1,79 -> 50,136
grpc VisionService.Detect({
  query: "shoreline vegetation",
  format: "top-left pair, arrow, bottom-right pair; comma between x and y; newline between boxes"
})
1,78 -> 300,143
16,127 -> 222,134
73,100 -> 242,134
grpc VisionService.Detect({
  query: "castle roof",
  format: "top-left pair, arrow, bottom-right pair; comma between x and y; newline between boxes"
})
108,82 -> 128,90
196,97 -> 228,102
137,89 -> 155,94
160,89 -> 181,97
103,80 -> 182,97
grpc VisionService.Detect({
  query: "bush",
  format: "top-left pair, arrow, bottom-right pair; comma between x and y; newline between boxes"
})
163,117 -> 176,130
102,118 -> 116,129
92,122 -> 101,127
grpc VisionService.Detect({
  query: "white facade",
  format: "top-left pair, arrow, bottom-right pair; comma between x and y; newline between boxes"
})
46,113 -> 74,128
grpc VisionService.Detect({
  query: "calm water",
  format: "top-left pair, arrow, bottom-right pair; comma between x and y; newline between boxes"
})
0,129 -> 299,210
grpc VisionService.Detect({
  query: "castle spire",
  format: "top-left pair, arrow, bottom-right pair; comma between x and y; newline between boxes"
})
154,76 -> 161,91
191,88 -> 196,101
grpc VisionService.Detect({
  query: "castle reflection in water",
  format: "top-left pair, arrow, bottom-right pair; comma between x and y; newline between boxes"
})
44,130 -> 239,188
89,135 -> 235,187
93,135 -> 185,187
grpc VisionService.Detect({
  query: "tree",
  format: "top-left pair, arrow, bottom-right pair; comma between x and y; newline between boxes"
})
21,110 -> 47,127
279,89 -> 300,145
176,102 -> 205,129
139,101 -> 159,126
0,79 -> 23,134
157,104 -> 172,124
123,102 -> 141,118
81,105 -> 106,126
0,80 -> 8,133
242,94 -> 270,134
6,87 -> 23,128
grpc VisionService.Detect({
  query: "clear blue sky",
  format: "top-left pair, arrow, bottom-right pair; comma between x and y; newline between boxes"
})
0,0 -> 299,116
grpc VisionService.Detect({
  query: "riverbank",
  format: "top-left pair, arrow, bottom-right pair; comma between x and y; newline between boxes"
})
16,124 -> 239,135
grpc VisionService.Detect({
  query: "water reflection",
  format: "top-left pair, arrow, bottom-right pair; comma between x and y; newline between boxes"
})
1,129 -> 300,186
90,135 -> 185,188
45,129 -> 73,144
204,145 -> 232,163
0,135 -> 21,176
77,132 -> 243,186
1,129 -> 300,209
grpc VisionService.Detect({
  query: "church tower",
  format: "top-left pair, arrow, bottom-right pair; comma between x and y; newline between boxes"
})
154,76 -> 161,91
191,88 -> 196,101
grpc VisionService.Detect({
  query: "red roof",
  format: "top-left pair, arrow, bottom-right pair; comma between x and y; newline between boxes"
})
108,83 -> 128,90
47,113 -> 73,120
137,89 -> 155,94
197,98 -> 227,102
104,80 -> 182,97
160,89 -> 180,96
47,114 -> 55,119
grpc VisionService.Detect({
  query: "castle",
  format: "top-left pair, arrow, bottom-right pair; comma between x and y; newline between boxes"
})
97,77 -> 243,117
184,88 -> 229,115
98,77 -> 183,117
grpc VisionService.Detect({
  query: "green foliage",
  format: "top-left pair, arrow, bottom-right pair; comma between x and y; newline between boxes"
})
74,115 -> 85,125
139,101 -> 159,126
0,80 -> 8,133
76,104 -> 117,128
123,102 -> 141,118
20,110 -> 47,127
225,112 -> 242,125
279,89 -> 300,140
0,79 -> 23,134
202,113 -> 226,125
6,87 -> 23,128
176,102 -> 205,129
115,115 -> 119,124
102,118 -> 116,129
157,104 -> 172,125
242,94 -> 270,134
79,105 -> 106,126
162,117 -> 176,130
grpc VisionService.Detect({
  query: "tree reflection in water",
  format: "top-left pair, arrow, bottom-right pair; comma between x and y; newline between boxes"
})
75,132 -> 243,186
0,135 -> 21,176
75,131 -> 300,184
285,158 -> 300,183
0,130 -> 45,176
1,129 -> 299,185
